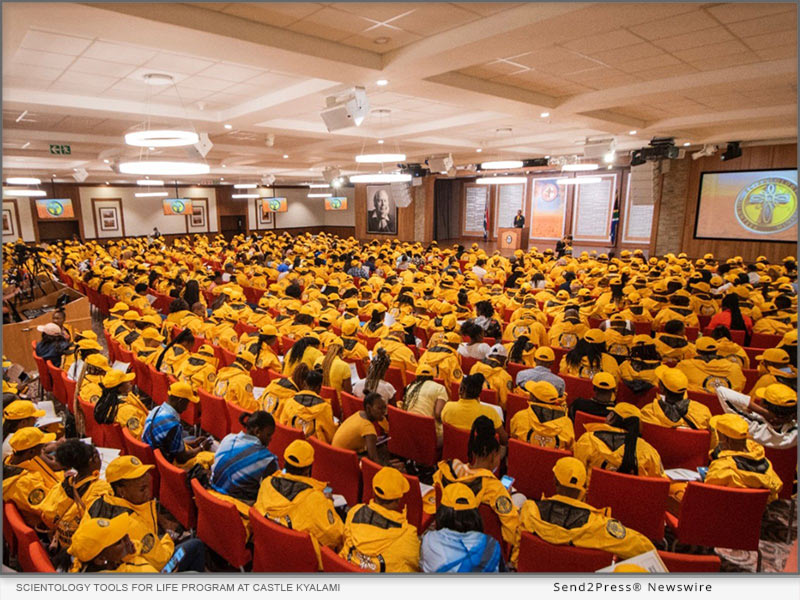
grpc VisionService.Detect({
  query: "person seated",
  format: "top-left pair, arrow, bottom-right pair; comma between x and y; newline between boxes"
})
254,440 -> 344,570
133,327 -> 165,366
401,363 -> 448,444
90,368 -> 149,438
676,337 -> 746,393
513,457 -> 655,566
715,383 -> 797,449
775,329 -> 797,367
433,417 -> 518,549
352,349 -> 397,404
176,344 -> 218,394
547,307 -> 588,350
155,329 -> 195,377
35,323 -> 72,369
458,321 -> 491,361
420,483 -> 504,573
2,427 -> 62,524
751,347 -> 797,391
283,335 -> 324,376
753,301 -> 793,336
653,319 -> 696,362
617,335 -> 660,395
709,325 -> 749,368
574,403 -> 664,479
284,305 -> 316,340
86,456 -> 206,572
602,314 -> 634,364
67,513 -> 157,572
361,307 -> 389,340
142,382 -> 214,470
375,323 -> 418,372
209,411 -> 278,521
259,363 -> 308,421
441,373 -> 507,445
340,466 -> 420,572
240,324 -> 281,372
332,392 -> 396,465
214,350 -> 257,411
568,372 -> 617,421
511,380 -> 574,450
514,346 -> 566,396
2,400 -> 47,459
502,311 -> 547,348
652,290 -> 700,331
469,344 -> 513,409
418,331 -> 464,393
640,366 -> 712,430
559,329 -> 620,381
280,369 -> 338,443
339,318 -> 370,369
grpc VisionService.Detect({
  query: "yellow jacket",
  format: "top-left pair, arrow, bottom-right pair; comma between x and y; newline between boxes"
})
159,345 -> 191,377
135,347 -> 160,367
258,376 -> 300,421
2,455 -> 63,525
280,391 -> 338,443
418,346 -> 462,392
513,494 -> 655,565
208,322 -> 239,353
470,360 -> 513,409
676,357 -> 746,393
617,361 -> 659,387
340,500 -> 420,572
548,321 -> 588,350
284,346 -> 324,376
604,330 -> 633,360
640,397 -> 712,430
654,333 -> 696,362
753,317 -> 792,336
705,449 -> 783,503
240,339 -> 282,372
214,363 -> 257,411
510,402 -> 574,450
503,319 -> 548,346
341,336 -> 370,365
574,423 -> 665,479
177,354 -> 218,394
374,337 -> 417,372
715,338 -> 749,369
652,306 -> 700,331
40,474 -> 113,548
254,472 -> 344,570
559,354 -> 620,382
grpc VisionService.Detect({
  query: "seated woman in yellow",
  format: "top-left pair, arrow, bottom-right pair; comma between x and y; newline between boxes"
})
751,347 -> 796,391
510,380 -> 574,450
340,318 -> 370,368
418,331 -> 464,394
653,319 -> 696,362
433,416 -> 518,549
161,298 -> 193,338
652,291 -> 700,331
441,373 -> 508,444
176,344 -> 218,394
641,366 -> 713,430
361,307 -> 389,340
91,369 -> 149,439
240,324 -> 281,372
259,363 -> 309,421
469,344 -> 513,410
676,337 -> 746,394
548,308 -> 588,350
617,335 -> 660,394
574,403 -> 665,479
374,324 -> 417,373
709,325 -> 750,368
134,327 -> 165,366
559,329 -> 619,382
283,334 -> 324,376
318,341 -> 354,396
401,364 -> 448,444
67,513 -> 157,573
331,392 -> 391,465
214,350 -> 257,411
753,301 -> 793,335
602,314 -> 634,363
155,329 -> 195,377
283,305 -> 316,340
505,334 -> 537,367
502,312 -> 547,347
40,439 -> 112,558
206,307 -> 240,353
280,370 -> 338,443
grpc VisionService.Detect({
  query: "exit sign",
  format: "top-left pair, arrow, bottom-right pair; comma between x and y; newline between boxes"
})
49,144 -> 71,155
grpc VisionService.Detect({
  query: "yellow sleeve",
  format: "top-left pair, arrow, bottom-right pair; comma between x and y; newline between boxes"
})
484,479 -> 519,547
307,493 -> 344,550
583,516 -> 656,560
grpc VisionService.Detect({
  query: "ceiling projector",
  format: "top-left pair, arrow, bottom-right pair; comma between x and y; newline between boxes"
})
320,87 -> 369,132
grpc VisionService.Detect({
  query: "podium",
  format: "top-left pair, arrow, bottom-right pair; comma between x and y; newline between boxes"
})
497,227 -> 529,252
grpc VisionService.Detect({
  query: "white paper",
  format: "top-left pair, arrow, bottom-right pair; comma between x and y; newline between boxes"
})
665,468 -> 703,482
419,482 -> 434,497
596,549 -> 669,573
35,400 -> 62,427
253,387 -> 266,399
112,361 -> 130,373
97,446 -> 121,479
349,363 -> 360,384
480,401 -> 504,423
332,494 -> 347,508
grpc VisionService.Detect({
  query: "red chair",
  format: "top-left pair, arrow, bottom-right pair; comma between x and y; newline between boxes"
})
281,337 -> 296,356
46,361 -> 68,406
387,405 -> 439,466
78,397 -> 101,444
340,391 -> 363,420
764,445 -> 797,542
132,359 -> 152,398
218,347 -> 236,367
268,422 -> 305,468
586,468 -> 670,542
319,545 -> 368,572
551,347 -> 568,373
20,539 -> 55,573
507,439 -> 571,500
191,479 -> 251,570
179,392 -> 201,428
122,427 -> 159,494
658,550 -> 721,572
98,423 -> 126,451
616,383 -> 657,408
665,482 -> 769,571
383,366 -> 405,404
154,449 -> 196,530
573,411 -> 606,440
361,457 -> 434,533
309,437 -> 361,506
742,368 -> 760,393
633,321 -> 652,335
505,393 -> 528,432
345,358 -> 367,379
4,502 -> 37,562
640,422 -> 710,470
704,327 -> 747,346
480,387 -> 499,406
687,389 -> 724,416
441,422 -> 470,463
199,389 -> 230,441
743,346 -> 763,367
516,531 -> 613,572
478,503 -> 509,558
320,386 -> 342,421
249,507 -> 318,572
560,374 -> 597,406
31,351 -> 53,398
460,355 -> 478,376
251,367 -> 271,388
60,372 -> 76,414
227,402 -> 249,434
685,326 -> 699,342
118,348 -> 135,364
505,362 -> 527,384
148,365 -> 169,405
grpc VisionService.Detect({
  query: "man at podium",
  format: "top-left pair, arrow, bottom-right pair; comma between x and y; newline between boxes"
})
513,210 -> 525,228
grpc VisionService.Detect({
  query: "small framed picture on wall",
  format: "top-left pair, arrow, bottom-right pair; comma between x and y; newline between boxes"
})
3,207 -> 15,237
99,207 -> 119,231
91,198 -> 125,238
255,197 -> 274,228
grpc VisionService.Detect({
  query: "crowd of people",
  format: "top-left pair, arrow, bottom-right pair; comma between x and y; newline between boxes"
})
2,231 -> 797,573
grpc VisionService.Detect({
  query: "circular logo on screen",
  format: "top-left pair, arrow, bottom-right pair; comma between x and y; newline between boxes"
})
329,198 -> 342,209
46,201 -> 64,216
541,182 -> 559,202
268,199 -> 282,211
171,200 -> 186,214
734,177 -> 797,234
505,234 -> 513,244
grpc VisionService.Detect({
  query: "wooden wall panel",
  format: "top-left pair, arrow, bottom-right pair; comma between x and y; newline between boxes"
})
680,143 -> 797,262
354,183 -> 416,242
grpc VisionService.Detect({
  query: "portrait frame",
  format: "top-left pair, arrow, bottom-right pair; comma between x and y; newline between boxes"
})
365,184 -> 397,235
2,206 -> 16,237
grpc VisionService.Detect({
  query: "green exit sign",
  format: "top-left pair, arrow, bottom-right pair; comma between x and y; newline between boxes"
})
49,144 -> 71,155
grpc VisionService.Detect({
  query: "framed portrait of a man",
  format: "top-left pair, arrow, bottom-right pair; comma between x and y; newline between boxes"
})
366,185 -> 397,235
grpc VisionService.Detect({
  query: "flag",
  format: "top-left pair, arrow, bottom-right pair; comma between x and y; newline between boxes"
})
483,200 -> 489,241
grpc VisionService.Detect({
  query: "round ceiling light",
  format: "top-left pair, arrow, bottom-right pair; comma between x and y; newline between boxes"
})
231,193 -> 261,199
3,188 -> 46,197
562,163 -> 599,172
480,160 -> 523,170
6,177 -> 41,185
142,73 -> 174,86
134,191 -> 169,198
349,173 -> 412,183
475,176 -> 527,185
125,130 -> 199,148
136,179 -> 164,186
119,161 -> 210,175
355,153 -> 406,164
308,193 -> 332,198
233,183 -> 258,189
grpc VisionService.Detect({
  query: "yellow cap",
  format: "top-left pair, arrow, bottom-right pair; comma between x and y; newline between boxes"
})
3,400 -> 45,421
373,466 -> 410,500
614,564 -> 649,573
9,427 -> 56,452
110,302 -> 129,314
780,330 -> 797,347
101,369 -> 136,389
68,513 -> 133,563
534,346 -> 555,361
610,402 -> 641,420
443,331 -> 462,345
709,414 -> 749,440
260,324 -> 279,337
141,327 -> 164,342
283,440 -> 314,468
237,350 -> 257,365
695,337 -> 718,353
341,319 -> 359,336
86,354 -> 110,369
553,456 -> 587,489
654,365 -> 688,394
753,383 -> 797,407
592,372 -> 617,390
441,483 -> 480,511
521,380 -> 559,403
584,328 -> 605,344
77,339 -> 103,351
105,455 -> 154,483
78,330 -> 98,341
415,363 -> 435,377
755,348 -> 790,364
441,314 -> 458,330
168,381 -> 199,403
123,310 -> 140,321
2,356 -> 11,368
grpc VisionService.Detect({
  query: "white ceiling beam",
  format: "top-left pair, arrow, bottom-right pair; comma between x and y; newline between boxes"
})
649,105 -> 797,130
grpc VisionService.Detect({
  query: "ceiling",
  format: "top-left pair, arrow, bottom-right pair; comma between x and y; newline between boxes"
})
2,2 -> 797,184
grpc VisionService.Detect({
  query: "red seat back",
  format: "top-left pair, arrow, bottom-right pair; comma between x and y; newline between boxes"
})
743,346 -> 762,367
340,391 -> 363,420
219,347 -> 236,367
516,531 -> 613,572
154,449 -> 196,530
505,393 -> 528,434
640,421 -> 710,470
763,446 -> 797,500
251,367 -> 271,388
360,457 -> 429,532
4,502 -> 37,559
460,355 -> 478,376
616,383 -> 657,408
99,423 -> 126,451
32,353 -> 53,393
191,479 -> 251,568
268,422 -> 305,468
249,507 -> 318,572
383,366 -> 405,404
320,386 -> 341,421
78,397 -> 101,444
21,539 -> 55,573
148,366 -> 169,405
633,321 -> 652,335
742,368 -> 759,394
309,437 -> 361,506
387,405 -> 439,466
507,439 -> 571,499
686,389 -> 724,416
319,545 -> 368,572
198,389 -> 230,440
60,372 -> 76,414
227,402 -> 249,434
673,482 -> 769,552
586,467 -> 670,542
505,362 -> 527,384
658,550 -> 720,572
46,361 -> 67,405
573,411 -> 606,440
560,374 -> 596,405
441,422 -> 470,463
118,348 -> 135,364
122,427 -> 159,494
132,359 -> 152,398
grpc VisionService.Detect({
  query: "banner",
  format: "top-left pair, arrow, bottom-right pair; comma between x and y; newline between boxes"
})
162,198 -> 193,216
35,198 -> 74,219
530,177 -> 566,239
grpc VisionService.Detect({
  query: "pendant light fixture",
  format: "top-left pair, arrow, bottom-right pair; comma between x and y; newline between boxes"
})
6,177 -> 41,185
3,188 -> 46,197
479,128 -> 524,171
351,108 -> 410,183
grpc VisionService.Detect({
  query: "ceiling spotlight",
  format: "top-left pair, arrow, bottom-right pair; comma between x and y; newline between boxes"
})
377,139 -> 385,145
136,179 -> 164,186
720,141 -> 742,161
234,183 -> 258,189
540,112 -> 550,118
103,159 -> 110,164
476,148 -> 482,153
480,160 -> 523,170
475,176 -> 527,185
6,177 -> 41,185
629,130 -> 637,135
603,151 -> 615,164
376,79 -> 389,86
224,124 -> 233,130
104,181 -> 109,185
544,155 -> 550,159
125,130 -> 199,147
283,154 -> 289,159
220,178 -> 225,181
